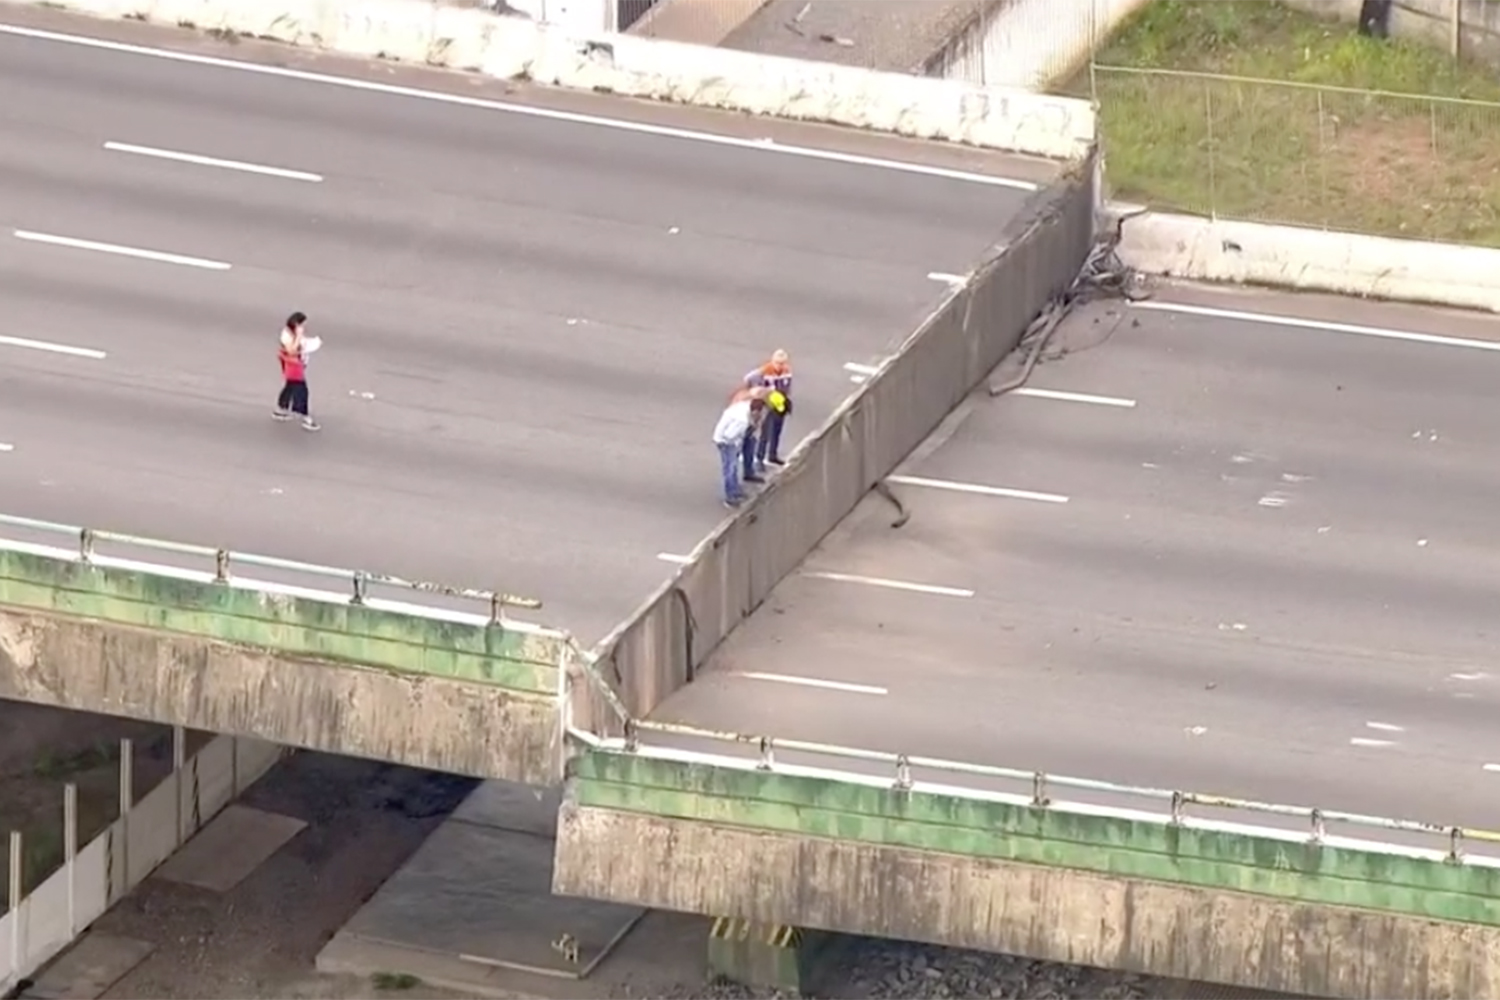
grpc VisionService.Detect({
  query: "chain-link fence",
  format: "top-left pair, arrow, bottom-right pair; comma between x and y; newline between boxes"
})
1092,64 -> 1500,245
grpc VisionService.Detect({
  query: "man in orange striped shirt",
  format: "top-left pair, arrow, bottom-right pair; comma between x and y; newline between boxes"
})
743,349 -> 792,472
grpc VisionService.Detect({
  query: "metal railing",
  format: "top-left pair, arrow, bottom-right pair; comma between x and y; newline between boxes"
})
571,717 -> 1500,866
1091,66 -> 1500,245
0,512 -> 639,733
0,513 -> 544,627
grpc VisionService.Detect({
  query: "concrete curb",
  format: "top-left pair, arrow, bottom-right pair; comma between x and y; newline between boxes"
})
3,0 -> 1096,160
1116,210 -> 1500,313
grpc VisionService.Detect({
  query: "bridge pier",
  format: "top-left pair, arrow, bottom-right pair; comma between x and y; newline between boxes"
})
706,917 -> 833,994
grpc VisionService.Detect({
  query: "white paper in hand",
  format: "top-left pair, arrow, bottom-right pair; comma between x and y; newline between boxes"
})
303,335 -> 323,355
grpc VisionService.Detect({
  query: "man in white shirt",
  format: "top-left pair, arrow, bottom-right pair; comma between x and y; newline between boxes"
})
713,389 -> 786,508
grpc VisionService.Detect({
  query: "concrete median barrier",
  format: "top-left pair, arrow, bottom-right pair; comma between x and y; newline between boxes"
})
582,151 -> 1100,728
5,0 -> 1095,159
1117,210 -> 1500,312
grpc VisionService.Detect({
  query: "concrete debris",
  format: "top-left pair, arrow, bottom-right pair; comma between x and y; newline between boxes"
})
836,940 -> 1153,1000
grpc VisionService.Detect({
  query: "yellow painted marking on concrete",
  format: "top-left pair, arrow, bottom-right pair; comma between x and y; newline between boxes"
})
710,917 -> 801,947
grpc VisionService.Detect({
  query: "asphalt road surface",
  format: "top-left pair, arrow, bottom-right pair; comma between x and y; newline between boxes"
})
652,283 -> 1500,836
0,7 -> 1050,640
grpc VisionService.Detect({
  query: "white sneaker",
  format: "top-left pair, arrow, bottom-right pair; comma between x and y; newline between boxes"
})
301,418 -> 321,432
272,409 -> 292,421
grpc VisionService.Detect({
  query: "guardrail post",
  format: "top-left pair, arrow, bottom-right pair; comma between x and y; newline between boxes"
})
1449,827 -> 1466,864
756,737 -> 775,772
893,755 -> 912,791
9,830 -> 21,973
1032,771 -> 1051,808
172,726 -> 186,846
64,782 -> 77,938
1309,808 -> 1325,845
214,549 -> 230,583
78,527 -> 95,563
351,571 -> 368,606
119,737 -> 133,904
1170,790 -> 1185,826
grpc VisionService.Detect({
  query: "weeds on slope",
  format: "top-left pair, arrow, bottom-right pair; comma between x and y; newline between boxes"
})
1064,0 -> 1500,245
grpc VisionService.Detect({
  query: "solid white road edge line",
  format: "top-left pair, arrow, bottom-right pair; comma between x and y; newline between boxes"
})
888,473 -> 1069,504
0,22 -> 1038,191
736,671 -> 888,696
1135,300 -> 1500,353
104,141 -> 324,182
0,334 -> 107,360
803,570 -> 975,598
1010,386 -> 1137,408
13,230 -> 231,271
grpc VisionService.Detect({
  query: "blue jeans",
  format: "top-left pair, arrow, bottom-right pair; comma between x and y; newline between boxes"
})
741,430 -> 759,477
756,412 -> 785,464
717,442 -> 743,502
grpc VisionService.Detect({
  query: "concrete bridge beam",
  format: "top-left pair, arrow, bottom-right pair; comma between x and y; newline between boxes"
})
0,541 -> 574,784
552,744 -> 1500,999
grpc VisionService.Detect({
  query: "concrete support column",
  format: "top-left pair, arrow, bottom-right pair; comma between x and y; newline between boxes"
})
706,917 -> 832,994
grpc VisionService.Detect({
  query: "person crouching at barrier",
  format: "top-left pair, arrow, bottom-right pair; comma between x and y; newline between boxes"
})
726,382 -> 765,486
714,392 -> 760,508
745,349 -> 793,471
713,389 -> 788,508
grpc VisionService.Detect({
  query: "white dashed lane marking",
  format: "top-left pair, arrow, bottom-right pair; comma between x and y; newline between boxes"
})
14,229 -> 231,271
887,474 -> 1069,505
659,554 -> 974,599
104,141 -> 324,182
802,570 -> 974,599
0,333 -> 107,360
734,672 -> 887,696
1009,386 -> 1137,408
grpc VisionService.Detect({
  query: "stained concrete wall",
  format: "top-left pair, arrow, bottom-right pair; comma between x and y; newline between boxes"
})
925,0 -> 1153,91
0,547 -> 568,784
552,749 -> 1500,999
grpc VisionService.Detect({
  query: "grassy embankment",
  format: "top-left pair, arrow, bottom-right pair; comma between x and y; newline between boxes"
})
1064,0 -> 1500,245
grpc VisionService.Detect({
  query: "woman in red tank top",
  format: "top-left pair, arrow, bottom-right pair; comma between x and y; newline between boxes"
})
273,311 -> 319,431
